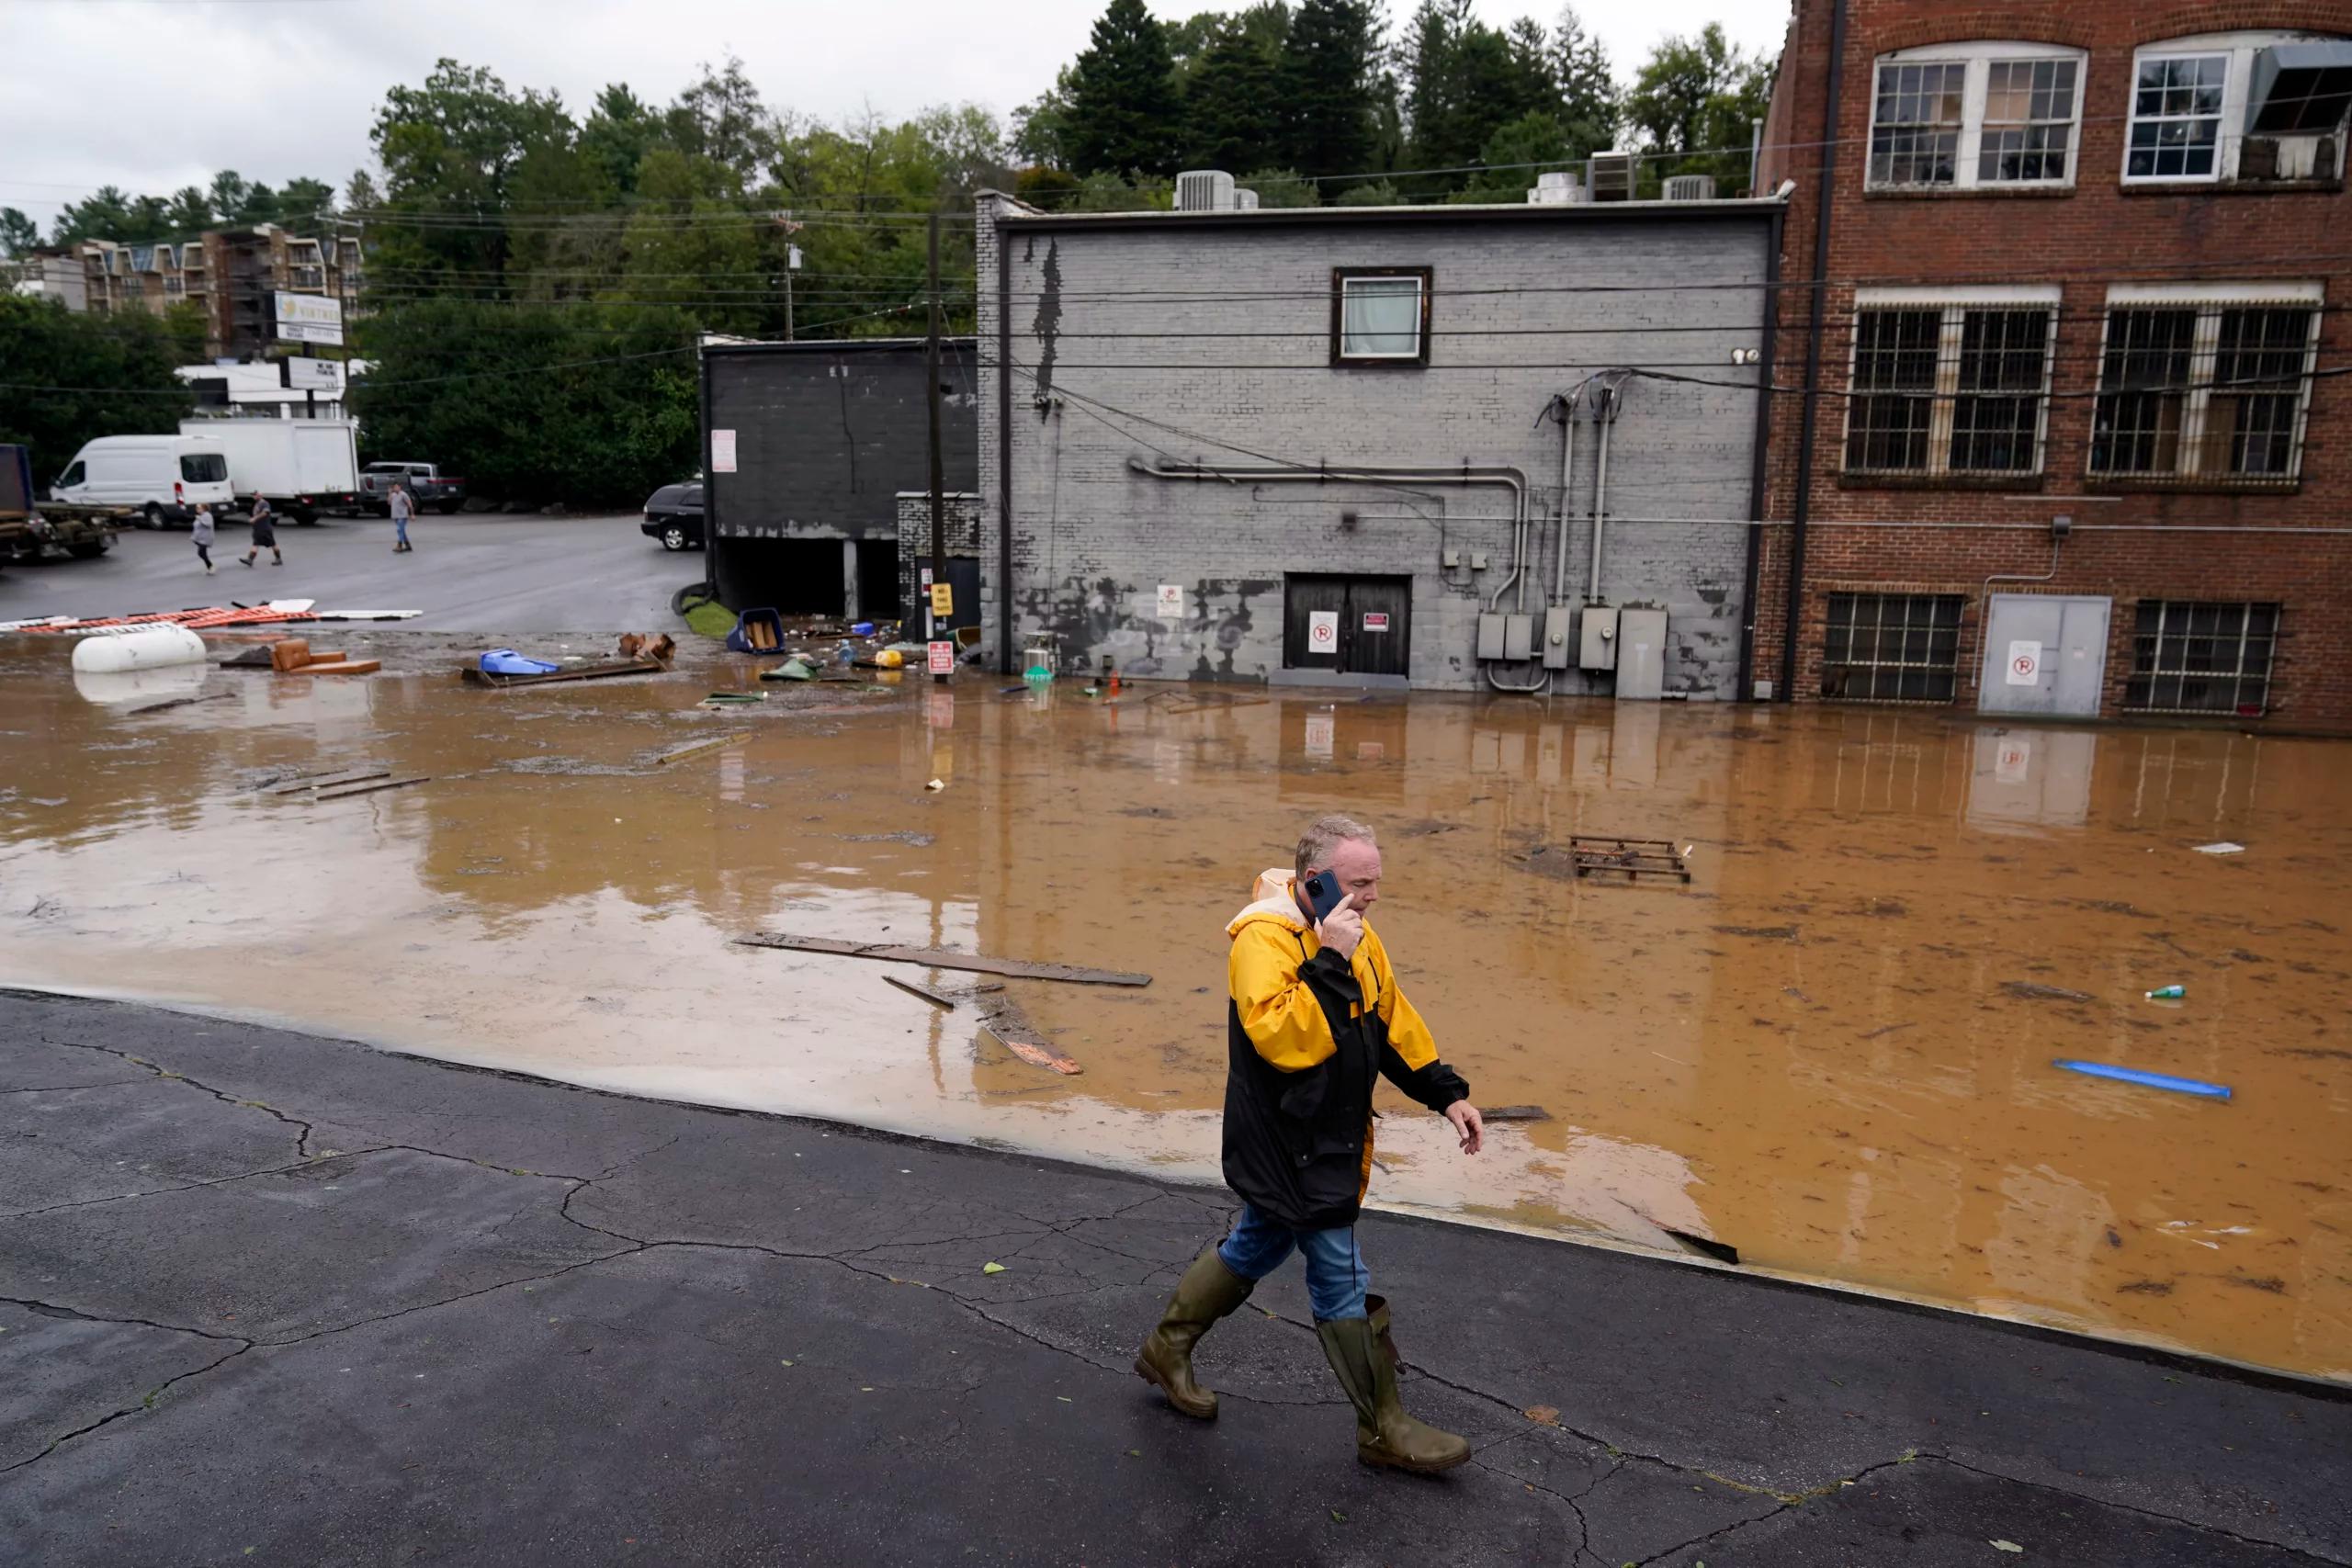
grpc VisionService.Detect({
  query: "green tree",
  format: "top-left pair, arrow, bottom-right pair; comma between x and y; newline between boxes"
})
348,299 -> 699,506
661,56 -> 779,186
582,85 -> 659,197
370,59 -> 575,288
1238,166 -> 1319,206
1065,0 -> 1183,175
613,148 -> 763,334
1552,5 -> 1620,159
208,172 -> 250,222
0,208 -> 39,257
1627,24 -> 1775,190
1403,4 -> 1567,195
1330,177 -> 1403,205
280,177 -> 340,227
50,186 -> 135,245
1453,110 -> 1572,201
166,186 -> 216,236
1182,17 -> 1283,171
1012,67 -> 1081,169
1277,0 -> 1384,180
0,295 -> 196,466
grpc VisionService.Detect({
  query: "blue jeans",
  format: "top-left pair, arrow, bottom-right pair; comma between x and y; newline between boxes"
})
394,515 -> 410,547
1216,1202 -> 1369,1323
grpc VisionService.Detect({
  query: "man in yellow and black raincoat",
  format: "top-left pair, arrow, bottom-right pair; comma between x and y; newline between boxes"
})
1133,813 -> 1486,1473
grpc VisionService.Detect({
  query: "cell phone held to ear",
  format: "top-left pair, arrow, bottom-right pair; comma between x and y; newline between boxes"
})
1301,869 -> 1348,923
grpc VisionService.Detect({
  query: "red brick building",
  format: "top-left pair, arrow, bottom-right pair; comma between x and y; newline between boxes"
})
1754,1 -> 2352,727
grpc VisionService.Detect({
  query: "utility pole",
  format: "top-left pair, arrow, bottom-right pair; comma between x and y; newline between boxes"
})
925,210 -> 949,684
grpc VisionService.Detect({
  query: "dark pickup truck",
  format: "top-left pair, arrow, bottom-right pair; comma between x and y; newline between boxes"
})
359,461 -> 467,514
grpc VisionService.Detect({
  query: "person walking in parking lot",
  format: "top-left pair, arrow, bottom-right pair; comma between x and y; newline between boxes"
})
238,495 -> 282,569
190,503 -> 216,574
388,483 -> 414,553
1133,813 -> 1485,1474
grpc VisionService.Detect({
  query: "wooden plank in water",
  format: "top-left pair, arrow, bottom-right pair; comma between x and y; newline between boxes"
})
314,775 -> 430,801
736,931 -> 1150,987
266,768 -> 390,795
880,974 -> 957,1010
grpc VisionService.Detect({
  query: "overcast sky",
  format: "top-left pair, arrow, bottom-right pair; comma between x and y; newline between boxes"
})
2,0 -> 1790,221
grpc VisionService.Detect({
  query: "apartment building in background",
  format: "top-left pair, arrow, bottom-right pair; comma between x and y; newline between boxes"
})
55,225 -> 363,360
1756,0 -> 2352,727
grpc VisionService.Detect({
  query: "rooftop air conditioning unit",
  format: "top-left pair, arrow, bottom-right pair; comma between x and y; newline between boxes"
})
1661,174 -> 1717,201
1526,170 -> 1588,205
1233,187 -> 1261,210
1175,170 -> 1238,211
1588,150 -> 1636,202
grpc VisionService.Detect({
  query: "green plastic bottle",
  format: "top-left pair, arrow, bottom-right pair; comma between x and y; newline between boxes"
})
2145,984 -> 2186,999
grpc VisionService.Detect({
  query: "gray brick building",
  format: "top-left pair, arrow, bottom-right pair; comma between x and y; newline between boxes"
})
975,189 -> 1786,695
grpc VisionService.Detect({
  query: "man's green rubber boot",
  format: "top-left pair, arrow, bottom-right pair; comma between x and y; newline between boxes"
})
1135,1246 -> 1254,1419
1317,1314 -> 1471,1473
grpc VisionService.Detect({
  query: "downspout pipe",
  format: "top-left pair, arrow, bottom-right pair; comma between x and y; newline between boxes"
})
996,215 -> 1015,675
1551,388 -> 1582,607
1736,203 -> 1786,704
1588,383 -> 1619,604
1781,0 -> 1849,704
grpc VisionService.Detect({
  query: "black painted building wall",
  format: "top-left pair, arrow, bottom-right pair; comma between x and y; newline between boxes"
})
703,337 -> 978,619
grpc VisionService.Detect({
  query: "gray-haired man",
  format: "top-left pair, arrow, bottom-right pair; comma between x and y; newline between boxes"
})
1135,813 -> 1485,1472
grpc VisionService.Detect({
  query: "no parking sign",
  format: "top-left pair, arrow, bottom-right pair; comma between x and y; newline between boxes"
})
2006,639 -> 2041,686
1306,610 -> 1340,655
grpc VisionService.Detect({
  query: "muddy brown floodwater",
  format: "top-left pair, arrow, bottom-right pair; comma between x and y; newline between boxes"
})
4,633 -> 2348,1381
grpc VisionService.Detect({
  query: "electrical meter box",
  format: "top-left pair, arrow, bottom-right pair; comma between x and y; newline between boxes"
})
1541,605 -> 1574,669
1579,604 -> 1619,670
1502,614 -> 1534,660
1476,613 -> 1506,660
1614,608 -> 1668,699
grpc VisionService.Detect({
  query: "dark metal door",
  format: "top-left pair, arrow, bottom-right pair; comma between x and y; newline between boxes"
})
1283,575 -> 1350,670
1345,577 -> 1411,677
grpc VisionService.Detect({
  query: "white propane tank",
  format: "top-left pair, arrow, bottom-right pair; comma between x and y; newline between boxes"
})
74,662 -> 208,706
71,626 -> 208,674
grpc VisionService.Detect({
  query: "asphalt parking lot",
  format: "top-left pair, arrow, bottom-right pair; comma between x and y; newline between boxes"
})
0,511 -> 696,634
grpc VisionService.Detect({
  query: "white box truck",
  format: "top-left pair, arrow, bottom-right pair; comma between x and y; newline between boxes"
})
178,418 -> 361,525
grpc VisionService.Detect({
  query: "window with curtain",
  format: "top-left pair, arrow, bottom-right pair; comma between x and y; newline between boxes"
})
1331,269 -> 1431,364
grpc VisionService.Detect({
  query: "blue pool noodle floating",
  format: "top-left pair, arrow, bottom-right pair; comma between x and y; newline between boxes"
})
2052,1059 -> 2233,1100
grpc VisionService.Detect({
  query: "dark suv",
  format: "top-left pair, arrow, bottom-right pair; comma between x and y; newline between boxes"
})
640,480 -> 705,550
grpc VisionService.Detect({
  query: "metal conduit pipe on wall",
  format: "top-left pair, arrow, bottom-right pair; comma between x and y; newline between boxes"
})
1126,456 -> 1540,694
1588,382 -> 1621,604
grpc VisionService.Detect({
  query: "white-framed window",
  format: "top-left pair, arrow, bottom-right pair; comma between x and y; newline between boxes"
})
2089,282 -> 2323,482
1842,286 -> 2060,477
2126,32 -> 2352,183
1866,42 -> 2086,190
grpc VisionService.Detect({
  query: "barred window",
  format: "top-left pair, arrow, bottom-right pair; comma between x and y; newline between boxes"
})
1847,309 -> 1939,470
1867,47 -> 2084,190
2126,601 -> 2278,714
1845,299 -> 2054,477
1870,62 -> 1964,186
2091,293 -> 2319,481
1823,593 -> 1965,703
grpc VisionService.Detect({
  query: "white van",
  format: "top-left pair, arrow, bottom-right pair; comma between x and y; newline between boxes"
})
50,434 -> 235,529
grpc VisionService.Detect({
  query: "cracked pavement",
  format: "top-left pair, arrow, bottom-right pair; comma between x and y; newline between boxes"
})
2,989 -> 2346,1566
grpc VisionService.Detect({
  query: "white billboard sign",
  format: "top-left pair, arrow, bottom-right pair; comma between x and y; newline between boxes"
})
274,292 -> 345,346
711,429 -> 738,473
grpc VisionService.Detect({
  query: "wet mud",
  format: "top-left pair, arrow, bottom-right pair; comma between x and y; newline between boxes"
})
3,633 -> 2347,1380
